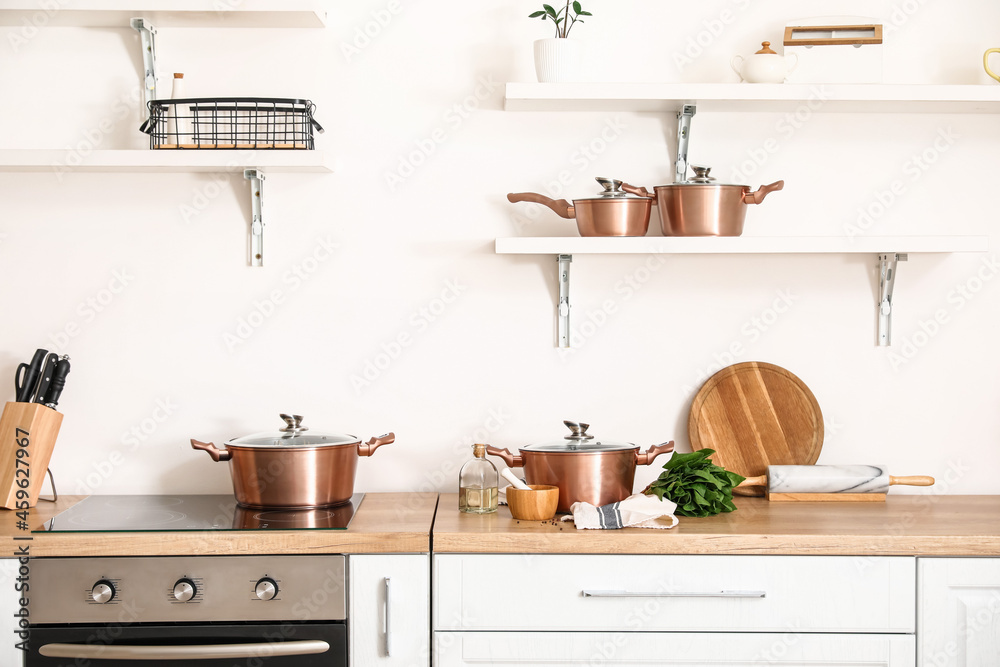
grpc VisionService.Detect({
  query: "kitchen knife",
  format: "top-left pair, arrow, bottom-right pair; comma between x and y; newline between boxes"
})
42,356 -> 71,409
32,353 -> 59,404
15,348 -> 48,402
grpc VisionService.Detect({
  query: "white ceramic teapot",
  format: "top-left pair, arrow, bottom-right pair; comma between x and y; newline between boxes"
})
731,41 -> 798,83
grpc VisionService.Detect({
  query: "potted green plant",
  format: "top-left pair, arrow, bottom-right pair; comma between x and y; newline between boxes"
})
529,2 -> 592,83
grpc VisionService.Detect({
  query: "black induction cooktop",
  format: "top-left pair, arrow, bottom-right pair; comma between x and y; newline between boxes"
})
34,493 -> 364,532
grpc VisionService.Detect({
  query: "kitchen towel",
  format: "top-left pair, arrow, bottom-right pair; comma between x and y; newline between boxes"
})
561,493 -> 678,530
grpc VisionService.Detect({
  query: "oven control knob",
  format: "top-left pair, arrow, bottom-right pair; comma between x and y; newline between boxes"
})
255,577 -> 278,601
91,580 -> 115,604
173,578 -> 197,602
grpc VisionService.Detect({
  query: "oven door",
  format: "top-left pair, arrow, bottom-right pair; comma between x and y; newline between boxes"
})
27,623 -> 346,667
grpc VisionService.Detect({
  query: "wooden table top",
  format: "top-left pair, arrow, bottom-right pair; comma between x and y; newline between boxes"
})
433,494 -> 1000,556
2,493 -> 438,557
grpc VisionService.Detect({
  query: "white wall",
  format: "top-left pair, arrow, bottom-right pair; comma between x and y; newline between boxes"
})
1,0 -> 998,500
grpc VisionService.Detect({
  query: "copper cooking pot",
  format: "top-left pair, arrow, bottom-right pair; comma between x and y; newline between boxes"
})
486,421 -> 674,513
191,414 -> 393,509
508,177 -> 653,237
622,166 -> 783,236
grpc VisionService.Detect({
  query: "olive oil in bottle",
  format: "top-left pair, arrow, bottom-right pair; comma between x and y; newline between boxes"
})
459,444 -> 499,514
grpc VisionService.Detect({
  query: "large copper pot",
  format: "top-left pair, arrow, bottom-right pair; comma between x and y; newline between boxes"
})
622,166 -> 783,236
486,421 -> 674,513
508,177 -> 653,237
191,414 -> 393,509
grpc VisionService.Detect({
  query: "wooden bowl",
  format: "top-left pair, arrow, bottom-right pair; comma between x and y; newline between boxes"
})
506,485 -> 560,521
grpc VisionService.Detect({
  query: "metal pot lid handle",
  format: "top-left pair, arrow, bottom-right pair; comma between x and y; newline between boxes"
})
563,420 -> 596,441
279,414 -> 309,434
687,165 -> 716,183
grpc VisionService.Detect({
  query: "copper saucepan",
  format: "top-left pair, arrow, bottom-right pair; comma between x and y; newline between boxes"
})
191,414 -> 393,509
486,421 -> 674,513
622,166 -> 783,236
508,177 -> 653,237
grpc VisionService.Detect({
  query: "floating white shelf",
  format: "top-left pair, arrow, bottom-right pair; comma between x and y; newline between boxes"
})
0,149 -> 334,174
0,1 -> 327,28
504,83 -> 1000,114
495,236 -> 990,255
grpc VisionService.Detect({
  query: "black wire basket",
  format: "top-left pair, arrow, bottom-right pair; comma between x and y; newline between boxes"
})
141,97 -> 323,149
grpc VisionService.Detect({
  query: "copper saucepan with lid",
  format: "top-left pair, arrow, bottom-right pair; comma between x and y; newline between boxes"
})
486,421 -> 674,513
191,413 -> 394,509
622,166 -> 783,237
507,177 -> 653,237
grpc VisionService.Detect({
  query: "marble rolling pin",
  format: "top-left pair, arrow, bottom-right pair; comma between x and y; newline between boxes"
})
738,465 -> 935,502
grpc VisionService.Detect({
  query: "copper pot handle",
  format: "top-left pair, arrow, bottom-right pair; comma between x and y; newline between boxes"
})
190,439 -> 232,462
485,445 -> 524,468
744,180 -> 784,205
358,432 -> 395,457
507,192 -> 576,219
620,183 -> 657,203
635,440 -> 675,466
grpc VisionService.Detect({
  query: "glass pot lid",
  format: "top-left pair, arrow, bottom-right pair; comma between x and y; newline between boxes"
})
521,420 -> 638,453
226,414 -> 361,449
675,165 -> 746,187
577,177 -> 653,201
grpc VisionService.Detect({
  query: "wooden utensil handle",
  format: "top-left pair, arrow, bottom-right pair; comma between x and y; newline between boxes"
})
737,475 -> 767,488
889,475 -> 935,487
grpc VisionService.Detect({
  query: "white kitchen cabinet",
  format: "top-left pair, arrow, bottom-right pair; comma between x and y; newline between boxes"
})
435,554 -> 915,633
0,560 -> 25,667
435,632 -> 916,667
349,554 -> 430,667
918,557 -> 1000,667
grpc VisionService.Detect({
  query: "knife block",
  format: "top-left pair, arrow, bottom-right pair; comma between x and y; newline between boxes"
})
0,402 -> 62,509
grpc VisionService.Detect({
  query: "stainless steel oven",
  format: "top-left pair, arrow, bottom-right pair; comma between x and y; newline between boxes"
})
26,555 -> 347,666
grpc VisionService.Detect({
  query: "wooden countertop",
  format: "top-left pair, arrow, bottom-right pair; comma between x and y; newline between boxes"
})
433,494 -> 1000,556
2,493 -> 438,557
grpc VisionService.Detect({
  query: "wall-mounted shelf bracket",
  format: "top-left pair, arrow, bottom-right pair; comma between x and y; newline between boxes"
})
675,103 -> 697,182
244,169 -> 266,267
877,252 -> 908,346
130,18 -> 158,121
557,254 -> 572,348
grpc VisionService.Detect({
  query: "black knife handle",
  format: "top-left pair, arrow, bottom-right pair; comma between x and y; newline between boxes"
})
32,353 -> 59,404
16,348 -> 48,402
43,356 -> 71,409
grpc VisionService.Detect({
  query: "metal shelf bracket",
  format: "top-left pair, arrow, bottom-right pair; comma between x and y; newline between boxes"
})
244,169 -> 266,267
130,18 -> 158,121
557,254 -> 572,348
675,103 -> 697,183
877,252 -> 907,346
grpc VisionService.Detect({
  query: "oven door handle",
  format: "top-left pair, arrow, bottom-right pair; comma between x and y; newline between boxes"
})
39,639 -> 330,660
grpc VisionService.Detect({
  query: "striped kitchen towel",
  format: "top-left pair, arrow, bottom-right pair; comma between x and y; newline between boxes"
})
561,493 -> 678,530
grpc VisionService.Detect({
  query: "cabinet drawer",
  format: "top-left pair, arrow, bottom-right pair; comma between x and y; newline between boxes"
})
918,557 -> 1000,667
435,554 -> 915,632
435,632 -> 916,666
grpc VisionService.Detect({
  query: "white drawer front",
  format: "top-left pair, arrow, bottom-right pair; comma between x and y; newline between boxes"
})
435,632 -> 916,666
435,554 -> 915,633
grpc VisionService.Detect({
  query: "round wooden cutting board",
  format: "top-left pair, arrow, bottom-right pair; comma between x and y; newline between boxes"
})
688,361 -> 824,497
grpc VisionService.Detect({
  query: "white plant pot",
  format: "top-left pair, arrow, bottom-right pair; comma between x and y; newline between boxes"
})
534,38 -> 583,83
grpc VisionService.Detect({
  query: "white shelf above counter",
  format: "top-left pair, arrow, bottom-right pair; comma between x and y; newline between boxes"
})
0,149 -> 334,173
495,235 -> 990,255
504,83 -> 1000,114
0,1 -> 327,28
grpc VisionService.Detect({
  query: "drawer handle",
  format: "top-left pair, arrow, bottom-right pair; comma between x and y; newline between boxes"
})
582,590 -> 766,599
39,640 -> 330,660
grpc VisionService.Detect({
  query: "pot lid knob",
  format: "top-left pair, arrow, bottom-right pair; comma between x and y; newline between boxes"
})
563,420 -> 595,441
595,177 -> 629,198
278,414 -> 309,434
755,41 -> 778,55
688,165 -> 716,183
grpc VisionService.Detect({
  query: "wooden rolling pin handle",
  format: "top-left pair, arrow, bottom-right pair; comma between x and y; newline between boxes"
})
737,475 -> 768,488
889,475 -> 935,487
